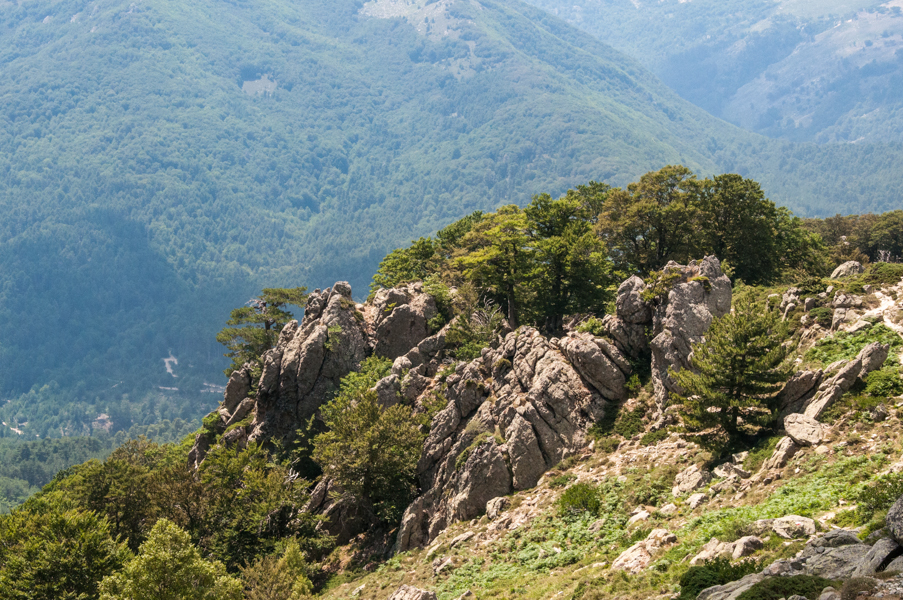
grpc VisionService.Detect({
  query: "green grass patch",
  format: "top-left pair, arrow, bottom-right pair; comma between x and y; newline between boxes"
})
678,557 -> 761,600
804,324 -> 902,367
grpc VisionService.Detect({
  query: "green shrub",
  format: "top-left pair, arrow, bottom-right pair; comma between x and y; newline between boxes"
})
640,428 -> 669,446
678,557 -> 761,600
865,368 -> 903,397
805,324 -> 902,367
848,263 -> 903,293
796,276 -> 828,296
575,316 -> 606,336
743,435 -> 782,473
736,575 -> 836,600
808,306 -> 833,328
588,403 -> 646,441
556,483 -> 601,519
625,373 -> 642,395
856,472 -> 903,525
840,577 -> 877,600
549,473 -> 576,488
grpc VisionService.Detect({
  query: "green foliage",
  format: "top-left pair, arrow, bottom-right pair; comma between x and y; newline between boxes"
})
313,360 -> 425,524
548,473 -> 577,488
678,557 -> 761,600
743,435 -> 783,473
240,540 -> 313,600
423,275 -> 454,332
0,494 -> 131,600
588,403 -> 646,441
848,262 -> 903,292
575,316 -> 606,336
736,575 -> 836,600
674,293 -> 791,454
856,472 -> 903,525
98,518 -> 242,600
216,287 -> 308,377
805,324 -> 903,367
556,483 -> 603,520
865,368 -> 903,397
841,577 -> 878,600
640,428 -> 669,446
809,306 -> 833,328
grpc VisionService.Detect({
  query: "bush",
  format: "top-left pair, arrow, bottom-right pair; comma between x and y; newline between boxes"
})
856,472 -> 903,525
809,306 -> 833,328
640,428 -> 669,446
849,262 -> 903,292
736,575 -> 837,600
865,368 -> 903,397
575,317 -> 606,336
841,577 -> 877,600
806,324 -> 902,367
556,483 -> 601,519
678,557 -> 761,600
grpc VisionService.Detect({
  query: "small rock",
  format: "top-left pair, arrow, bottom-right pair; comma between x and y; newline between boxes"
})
673,464 -> 712,496
389,585 -> 439,600
815,444 -> 830,455
486,497 -> 509,521
659,503 -> 678,516
449,531 -> 474,548
627,510 -> 650,525
687,493 -> 708,509
761,436 -> 800,470
804,297 -> 817,311
818,587 -> 840,600
732,536 -> 764,559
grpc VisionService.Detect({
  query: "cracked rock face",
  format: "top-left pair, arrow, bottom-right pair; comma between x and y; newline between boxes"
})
396,327 -> 630,551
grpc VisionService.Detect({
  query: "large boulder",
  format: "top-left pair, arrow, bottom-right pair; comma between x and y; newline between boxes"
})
372,283 -> 438,360
611,529 -> 676,573
783,413 -> 826,447
673,464 -> 712,496
831,261 -> 864,279
777,370 -> 823,416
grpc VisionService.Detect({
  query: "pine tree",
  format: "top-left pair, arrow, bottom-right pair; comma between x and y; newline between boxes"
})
216,287 -> 308,377
672,292 -> 792,454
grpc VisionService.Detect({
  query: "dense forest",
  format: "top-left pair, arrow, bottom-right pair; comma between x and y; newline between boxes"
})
2,0 -> 903,525
524,0 -> 903,143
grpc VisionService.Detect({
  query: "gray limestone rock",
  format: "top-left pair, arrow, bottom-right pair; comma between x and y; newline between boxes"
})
777,370 -> 823,416
852,537 -> 902,577
615,276 -> 652,324
222,364 -> 252,413
697,573 -> 766,600
761,436 -> 800,471
831,261 -> 864,279
783,413 -> 826,447
803,342 -> 889,419
486,496 -> 509,520
648,256 -> 732,407
886,495 -> 903,545
388,585 -> 438,600
558,332 -> 628,401
673,464 -> 712,496
373,286 -> 438,360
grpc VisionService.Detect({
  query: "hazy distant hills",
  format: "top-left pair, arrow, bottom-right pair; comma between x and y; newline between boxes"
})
524,0 -> 903,143
0,0 -> 902,439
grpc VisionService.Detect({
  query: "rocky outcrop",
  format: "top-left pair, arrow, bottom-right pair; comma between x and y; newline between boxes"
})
831,261 -> 864,279
672,464 -> 712,496
600,257 -> 731,408
647,257 -> 732,407
777,370 -> 823,416
802,342 -> 890,419
396,327 -> 629,551
189,281 -> 440,464
761,436 -> 800,471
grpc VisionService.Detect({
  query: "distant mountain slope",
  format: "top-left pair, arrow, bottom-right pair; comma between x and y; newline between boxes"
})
523,0 -> 903,143
0,0 -> 901,439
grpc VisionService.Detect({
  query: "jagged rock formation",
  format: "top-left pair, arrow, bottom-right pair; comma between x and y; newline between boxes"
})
396,327 -> 629,551
602,256 -> 731,408
190,281 -> 439,462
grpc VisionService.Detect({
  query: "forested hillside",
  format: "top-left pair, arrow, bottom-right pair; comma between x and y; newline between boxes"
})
524,0 -> 903,143
2,0 -> 903,447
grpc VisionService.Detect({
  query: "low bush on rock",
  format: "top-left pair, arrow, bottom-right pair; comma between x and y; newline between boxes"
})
557,483 -> 601,519
805,324 -> 902,367
678,557 -> 761,600
736,575 -> 836,600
